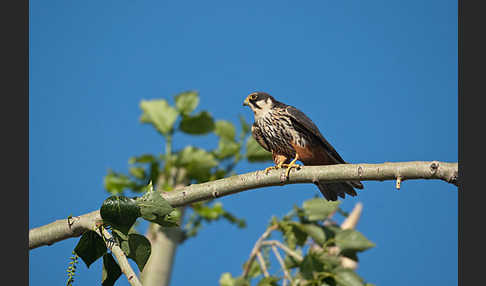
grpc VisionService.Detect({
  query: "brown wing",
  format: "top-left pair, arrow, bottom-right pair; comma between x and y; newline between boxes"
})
285,105 -> 346,164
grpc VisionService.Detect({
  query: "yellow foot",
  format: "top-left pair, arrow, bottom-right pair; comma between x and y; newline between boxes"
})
264,162 -> 285,174
264,166 -> 277,174
264,164 -> 282,175
281,162 -> 302,180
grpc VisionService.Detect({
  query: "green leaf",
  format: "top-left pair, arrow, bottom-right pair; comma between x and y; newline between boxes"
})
313,250 -> 341,268
287,222 -> 309,247
302,198 -> 341,221
135,190 -> 174,226
74,231 -> 107,268
334,268 -> 365,286
284,249 -> 303,269
257,276 -> 281,286
176,146 -> 218,181
101,253 -> 122,286
129,166 -> 146,180
179,111 -> 215,135
148,162 -> 160,185
100,196 -> 141,234
300,253 -> 323,280
278,221 -> 296,249
340,250 -> 359,262
219,273 -> 236,286
234,277 -> 251,286
140,99 -> 179,135
175,91 -> 199,115
215,120 -> 236,140
104,170 -> 137,195
335,229 -> 375,252
245,136 -> 273,162
113,231 -> 151,273
158,209 -> 182,227
297,223 -> 327,245
194,202 -> 224,220
323,224 -> 343,239
222,211 -> 247,228
219,273 -> 250,286
126,234 -> 151,272
128,154 -> 157,164
215,138 -> 240,159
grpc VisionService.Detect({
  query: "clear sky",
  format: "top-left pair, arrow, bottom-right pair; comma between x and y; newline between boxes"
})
29,1 -> 457,285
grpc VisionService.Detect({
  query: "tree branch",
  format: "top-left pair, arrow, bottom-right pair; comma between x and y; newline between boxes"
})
256,251 -> 270,278
270,245 -> 293,286
162,161 -> 458,207
29,210 -> 101,249
242,225 -> 278,278
98,227 -> 143,286
261,240 -> 303,262
29,161 -> 458,250
340,202 -> 363,230
272,245 -> 294,285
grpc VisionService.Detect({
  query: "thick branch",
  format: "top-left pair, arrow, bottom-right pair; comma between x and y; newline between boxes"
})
29,210 -> 101,249
162,161 -> 458,207
29,161 -> 458,250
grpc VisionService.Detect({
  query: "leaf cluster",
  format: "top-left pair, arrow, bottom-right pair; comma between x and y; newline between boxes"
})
220,198 -> 376,286
71,91 -> 274,285
103,91 -> 272,238
104,91 -> 271,193
73,182 -> 172,285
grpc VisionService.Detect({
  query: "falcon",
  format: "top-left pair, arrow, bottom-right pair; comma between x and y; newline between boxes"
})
243,91 -> 363,201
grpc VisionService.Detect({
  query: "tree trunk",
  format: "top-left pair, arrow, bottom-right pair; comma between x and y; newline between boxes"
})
140,169 -> 188,286
140,215 -> 184,286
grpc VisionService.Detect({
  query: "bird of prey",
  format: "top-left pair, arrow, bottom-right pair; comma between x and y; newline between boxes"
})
243,91 -> 363,201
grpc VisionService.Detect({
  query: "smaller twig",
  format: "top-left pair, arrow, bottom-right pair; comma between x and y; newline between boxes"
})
271,245 -> 293,286
256,251 -> 269,278
340,202 -> 363,230
396,176 -> 402,190
242,225 -> 278,278
261,240 -> 303,262
97,227 -> 143,286
340,257 -> 358,270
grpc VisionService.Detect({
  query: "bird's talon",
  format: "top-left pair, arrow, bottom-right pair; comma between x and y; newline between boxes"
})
264,166 -> 276,174
264,162 -> 285,175
282,163 -> 301,180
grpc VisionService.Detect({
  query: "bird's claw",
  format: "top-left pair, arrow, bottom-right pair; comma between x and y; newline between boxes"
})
264,166 -> 277,174
264,162 -> 286,175
281,163 -> 301,180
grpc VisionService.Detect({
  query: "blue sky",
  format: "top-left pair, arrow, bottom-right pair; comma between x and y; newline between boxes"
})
29,1 -> 457,285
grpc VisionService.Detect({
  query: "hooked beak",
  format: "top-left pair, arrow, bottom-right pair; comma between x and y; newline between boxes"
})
243,97 -> 250,106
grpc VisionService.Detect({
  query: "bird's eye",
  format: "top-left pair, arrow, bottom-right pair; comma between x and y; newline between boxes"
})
250,94 -> 257,100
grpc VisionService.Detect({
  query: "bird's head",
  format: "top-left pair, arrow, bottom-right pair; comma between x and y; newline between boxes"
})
243,92 -> 277,118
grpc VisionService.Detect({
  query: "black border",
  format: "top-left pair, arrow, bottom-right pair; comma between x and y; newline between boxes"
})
2,0 -> 28,284
459,0 -> 484,284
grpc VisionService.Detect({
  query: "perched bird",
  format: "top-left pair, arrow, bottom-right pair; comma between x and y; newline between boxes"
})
243,92 -> 363,201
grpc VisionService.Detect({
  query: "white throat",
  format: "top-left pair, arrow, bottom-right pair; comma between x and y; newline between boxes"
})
252,98 -> 274,120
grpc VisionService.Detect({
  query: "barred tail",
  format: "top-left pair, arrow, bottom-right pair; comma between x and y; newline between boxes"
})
316,180 -> 363,201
